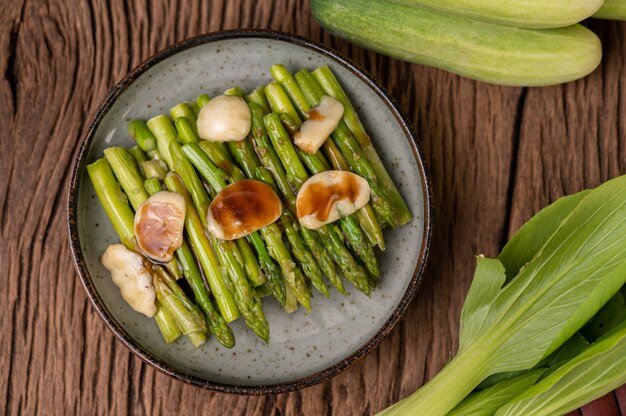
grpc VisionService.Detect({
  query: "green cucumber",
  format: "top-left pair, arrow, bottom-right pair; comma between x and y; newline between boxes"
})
594,0 -> 626,20
390,0 -> 604,29
311,0 -> 602,87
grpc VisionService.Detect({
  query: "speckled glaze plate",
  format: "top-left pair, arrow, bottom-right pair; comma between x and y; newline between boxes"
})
67,30 -> 431,394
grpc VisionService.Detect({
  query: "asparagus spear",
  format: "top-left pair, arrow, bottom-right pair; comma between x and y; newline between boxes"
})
102,147 -> 183,280
153,299 -> 181,343
144,180 -> 235,347
128,119 -> 157,153
219,89 -> 329,298
105,146 -> 236,346
127,121 -> 242,323
312,65 -> 412,227
263,113 -> 371,295
196,93 -> 210,109
182,143 -> 312,309
165,143 -> 270,342
264,84 -> 379,279
271,65 -> 385,249
147,115 -> 264,287
248,101 -> 346,295
128,146 -> 148,176
227,139 -> 329,297
294,68 -> 395,229
247,86 -> 271,114
162,173 -> 240,323
86,158 -> 204,345
152,265 -> 207,347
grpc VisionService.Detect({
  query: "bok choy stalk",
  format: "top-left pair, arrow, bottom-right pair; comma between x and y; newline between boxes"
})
447,370 -> 545,416
378,175 -> 626,415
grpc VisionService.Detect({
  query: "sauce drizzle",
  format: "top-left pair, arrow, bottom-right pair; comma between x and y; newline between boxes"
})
209,179 -> 282,240
297,173 -> 360,222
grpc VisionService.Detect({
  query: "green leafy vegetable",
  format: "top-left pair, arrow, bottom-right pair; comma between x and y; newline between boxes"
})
448,370 -> 544,416
496,323 -> 626,416
379,175 -> 626,415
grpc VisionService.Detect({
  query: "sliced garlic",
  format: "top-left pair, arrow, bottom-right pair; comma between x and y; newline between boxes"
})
196,95 -> 251,142
294,96 -> 344,154
134,191 -> 186,262
101,244 -> 157,317
207,179 -> 282,240
296,171 -> 370,230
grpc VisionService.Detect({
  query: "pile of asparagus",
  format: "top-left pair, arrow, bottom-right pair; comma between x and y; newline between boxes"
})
88,65 -> 412,347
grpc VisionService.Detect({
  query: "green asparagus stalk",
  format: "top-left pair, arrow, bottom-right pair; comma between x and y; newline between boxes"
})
236,237 -> 265,287
144,178 -> 235,348
153,299 -> 181,343
126,121 -> 241,323
299,69 -> 396,227
176,241 -> 236,347
163,173 -> 240,323
147,114 -> 265,288
170,103 -> 198,136
265,82 -> 331,173
247,86 -> 271,114
175,118 -> 245,182
264,113 -> 371,295
221,124 -> 329,298
196,93 -> 210,109
152,266 -> 207,347
166,147 -> 270,341
182,143 -> 311,308
128,119 -> 157,152
248,101 -> 346,295
312,65 -> 412,227
272,65 -> 385,249
174,117 -> 198,145
103,146 -> 183,280
322,139 -> 383,249
264,85 -> 379,279
86,158 -> 136,250
86,158 -> 202,345
128,146 -> 148,176
106,146 -> 235,346
142,159 -> 168,180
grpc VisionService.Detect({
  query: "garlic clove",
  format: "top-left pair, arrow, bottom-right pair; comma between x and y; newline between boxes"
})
101,244 -> 157,317
294,95 -> 344,154
296,170 -> 370,230
196,95 -> 251,142
134,191 -> 186,262
207,179 -> 282,240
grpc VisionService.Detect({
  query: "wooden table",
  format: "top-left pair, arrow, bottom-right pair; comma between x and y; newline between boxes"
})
2,1 -> 625,414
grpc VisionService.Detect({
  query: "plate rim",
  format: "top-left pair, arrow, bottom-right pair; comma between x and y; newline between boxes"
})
66,28 -> 433,395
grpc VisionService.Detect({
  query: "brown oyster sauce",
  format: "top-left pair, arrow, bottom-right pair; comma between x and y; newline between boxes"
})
135,203 -> 182,260
297,174 -> 360,222
209,179 -> 282,239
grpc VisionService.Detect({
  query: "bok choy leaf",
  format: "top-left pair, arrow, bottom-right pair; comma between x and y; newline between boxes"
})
496,323 -> 626,416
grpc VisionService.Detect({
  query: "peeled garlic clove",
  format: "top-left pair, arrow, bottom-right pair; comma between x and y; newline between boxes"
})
134,191 -> 186,262
296,170 -> 370,230
294,95 -> 344,154
196,95 -> 251,142
101,244 -> 157,317
207,179 -> 282,240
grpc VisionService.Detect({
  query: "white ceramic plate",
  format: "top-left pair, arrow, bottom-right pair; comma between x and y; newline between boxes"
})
67,30 -> 431,394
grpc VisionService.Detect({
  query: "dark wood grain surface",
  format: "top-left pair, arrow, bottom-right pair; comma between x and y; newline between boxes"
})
1,1 -> 625,414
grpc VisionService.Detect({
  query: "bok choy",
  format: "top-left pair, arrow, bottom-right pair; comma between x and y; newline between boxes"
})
378,175 -> 626,415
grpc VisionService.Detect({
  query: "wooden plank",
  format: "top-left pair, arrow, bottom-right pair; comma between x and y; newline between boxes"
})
581,393 -> 620,416
0,1 -> 624,415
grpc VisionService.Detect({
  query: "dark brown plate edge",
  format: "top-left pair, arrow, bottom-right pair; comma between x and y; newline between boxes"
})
66,29 -> 433,395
